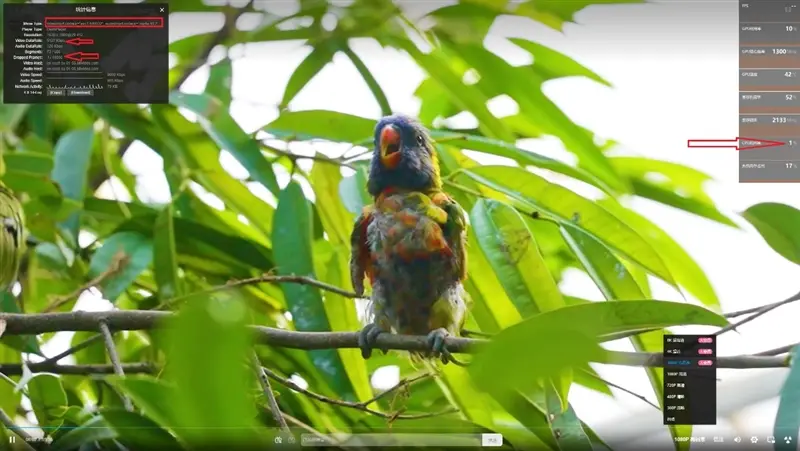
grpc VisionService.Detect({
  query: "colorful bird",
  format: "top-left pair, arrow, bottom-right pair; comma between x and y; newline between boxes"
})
349,114 -> 469,363
0,184 -> 25,292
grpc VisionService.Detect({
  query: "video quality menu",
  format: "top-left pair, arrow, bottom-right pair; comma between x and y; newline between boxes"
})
11,17 -> 44,96
663,335 -> 716,425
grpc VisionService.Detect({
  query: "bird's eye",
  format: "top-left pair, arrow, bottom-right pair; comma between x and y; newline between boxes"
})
416,135 -> 424,144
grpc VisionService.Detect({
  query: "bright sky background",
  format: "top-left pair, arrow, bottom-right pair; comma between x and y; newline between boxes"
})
21,0 -> 800,448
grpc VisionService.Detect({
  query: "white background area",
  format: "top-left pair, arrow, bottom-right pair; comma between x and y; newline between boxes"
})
24,0 -> 800,448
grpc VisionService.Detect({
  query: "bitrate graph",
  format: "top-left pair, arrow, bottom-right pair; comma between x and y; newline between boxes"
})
3,3 -> 168,104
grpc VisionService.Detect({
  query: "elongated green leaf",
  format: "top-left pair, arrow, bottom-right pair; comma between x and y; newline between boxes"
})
149,105 -> 275,239
106,376 -> 179,431
742,202 -> 800,265
264,109 -> 374,143
463,166 -> 676,287
342,45 -> 392,115
431,131 -> 610,192
48,415 -> 115,451
88,232 -> 154,302
509,38 -> 611,86
154,204 -> 182,299
162,294 -> 264,447
391,40 -> 516,142
545,381 -> 593,451
273,182 -> 358,401
311,163 -> 354,245
51,128 -> 94,242
102,408 -> 181,449
28,374 -> 68,432
281,43 -> 338,108
470,300 -> 727,399
205,58 -> 233,105
169,92 -> 280,196
0,343 -> 22,418
436,42 -> 624,192
561,222 -> 693,450
774,345 -> 800,451
611,157 -> 736,227
599,198 -> 719,309
514,0 -> 643,31
470,199 -> 565,317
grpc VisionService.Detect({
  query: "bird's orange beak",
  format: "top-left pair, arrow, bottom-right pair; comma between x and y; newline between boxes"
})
380,125 -> 402,168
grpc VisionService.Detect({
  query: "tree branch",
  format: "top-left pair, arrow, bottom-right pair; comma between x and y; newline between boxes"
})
156,273 -> 360,310
99,321 -> 133,411
39,334 -> 103,365
0,311 -> 791,369
251,352 -> 290,433
715,290 -> 800,336
0,407 -> 36,451
0,363 -> 154,375
261,365 -> 454,420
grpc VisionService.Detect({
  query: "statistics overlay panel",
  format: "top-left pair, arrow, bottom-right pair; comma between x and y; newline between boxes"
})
3,3 -> 169,104
739,1 -> 800,182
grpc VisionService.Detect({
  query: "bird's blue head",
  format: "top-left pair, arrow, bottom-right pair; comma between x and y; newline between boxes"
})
367,114 -> 441,197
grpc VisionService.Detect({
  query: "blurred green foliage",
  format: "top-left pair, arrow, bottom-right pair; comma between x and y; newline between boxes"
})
0,0 -> 799,450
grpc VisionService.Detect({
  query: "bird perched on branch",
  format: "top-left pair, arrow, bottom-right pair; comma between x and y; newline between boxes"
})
0,184 -> 25,292
349,114 -> 469,364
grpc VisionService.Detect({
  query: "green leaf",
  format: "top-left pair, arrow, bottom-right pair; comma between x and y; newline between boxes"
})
149,105 -> 275,238
87,231 -> 154,302
51,128 -> 94,242
281,44 -> 338,108
774,345 -> 800,450
0,343 -> 22,417
342,45 -> 392,115
611,157 -> 736,227
205,57 -> 233,105
742,202 -> 800,265
560,222 -> 694,450
27,374 -> 68,432
514,0 -> 644,31
162,293 -> 264,447
339,167 -> 371,215
101,408 -> 181,448
391,40 -> 516,142
168,92 -> 280,196
462,166 -> 677,287
599,198 -> 720,310
310,163 -> 354,245
470,300 -> 728,400
431,131 -> 611,192
48,415 -> 116,451
272,182 -> 358,401
470,199 -> 565,317
434,42 -> 624,192
153,204 -> 182,300
105,376 -> 179,431
263,109 -> 374,143
544,381 -> 593,450
0,104 -> 28,132
509,38 -> 611,86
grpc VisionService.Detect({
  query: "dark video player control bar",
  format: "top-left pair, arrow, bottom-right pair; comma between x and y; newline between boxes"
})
3,3 -> 169,104
740,1 -> 800,182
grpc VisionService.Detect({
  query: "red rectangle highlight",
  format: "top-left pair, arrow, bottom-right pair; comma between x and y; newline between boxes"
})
44,17 -> 164,29
698,349 -> 713,354
698,337 -> 713,343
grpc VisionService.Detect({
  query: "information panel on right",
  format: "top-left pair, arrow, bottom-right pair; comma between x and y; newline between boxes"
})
740,1 -> 800,182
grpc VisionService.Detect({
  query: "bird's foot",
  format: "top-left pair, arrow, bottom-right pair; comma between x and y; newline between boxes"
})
358,323 -> 385,359
426,328 -> 453,364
